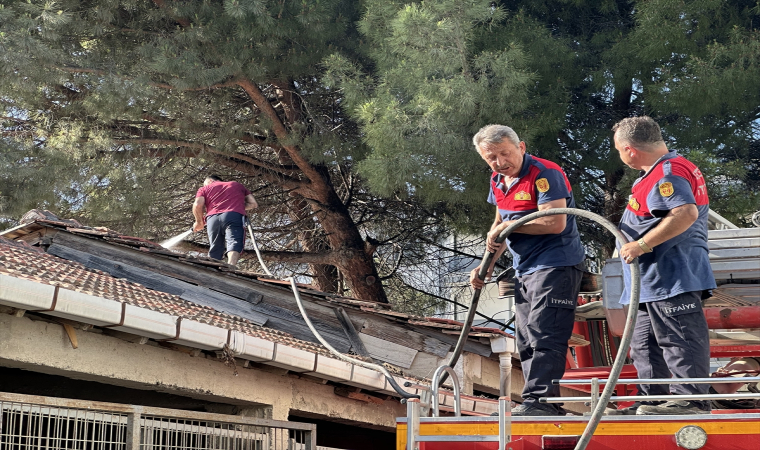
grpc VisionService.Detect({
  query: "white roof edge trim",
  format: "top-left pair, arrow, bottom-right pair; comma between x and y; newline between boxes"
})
0,222 -> 37,236
0,272 -> 422,397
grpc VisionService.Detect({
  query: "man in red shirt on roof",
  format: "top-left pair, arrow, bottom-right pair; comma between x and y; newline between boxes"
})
192,175 -> 258,266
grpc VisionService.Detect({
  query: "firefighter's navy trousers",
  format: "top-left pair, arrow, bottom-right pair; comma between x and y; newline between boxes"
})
631,291 -> 711,410
515,265 -> 583,410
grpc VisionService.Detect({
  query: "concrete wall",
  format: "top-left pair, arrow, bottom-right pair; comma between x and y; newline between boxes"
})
0,312 -> 404,429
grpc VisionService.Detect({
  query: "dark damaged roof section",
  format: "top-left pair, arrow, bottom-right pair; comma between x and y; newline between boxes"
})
2,210 -> 513,350
0,234 -> 333,356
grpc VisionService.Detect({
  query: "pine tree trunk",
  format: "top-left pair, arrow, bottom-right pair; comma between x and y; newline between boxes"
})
286,196 -> 340,293
239,78 -> 387,303
308,176 -> 387,302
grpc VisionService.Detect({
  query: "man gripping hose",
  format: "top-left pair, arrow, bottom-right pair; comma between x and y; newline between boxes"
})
611,116 -> 715,416
469,124 -> 585,416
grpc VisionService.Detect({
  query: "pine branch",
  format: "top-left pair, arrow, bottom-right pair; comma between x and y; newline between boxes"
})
105,123 -> 297,176
55,66 -> 238,92
151,0 -> 191,28
416,235 -> 509,271
236,77 -> 324,184
140,114 -> 288,153
1,131 -> 35,138
108,139 -> 304,190
403,283 -> 511,330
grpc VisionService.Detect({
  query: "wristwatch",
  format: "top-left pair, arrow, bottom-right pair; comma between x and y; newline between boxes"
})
638,238 -> 653,253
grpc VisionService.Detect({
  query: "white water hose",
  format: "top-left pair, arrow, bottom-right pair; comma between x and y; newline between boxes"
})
241,217 -> 418,398
244,216 -> 273,276
288,277 -> 420,398
256,207 -> 639,432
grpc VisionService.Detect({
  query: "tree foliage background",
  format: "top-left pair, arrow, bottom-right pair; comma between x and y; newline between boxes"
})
327,0 -> 760,258
1,0 -> 758,309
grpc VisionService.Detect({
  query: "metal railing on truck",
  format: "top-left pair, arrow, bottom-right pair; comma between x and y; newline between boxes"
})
542,376 -> 760,412
0,391 -> 318,450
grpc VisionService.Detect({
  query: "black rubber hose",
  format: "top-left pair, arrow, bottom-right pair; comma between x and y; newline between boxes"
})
440,208 -> 639,450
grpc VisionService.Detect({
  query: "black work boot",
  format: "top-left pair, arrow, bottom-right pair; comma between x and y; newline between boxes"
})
511,401 -> 563,417
636,400 -> 706,415
606,401 -> 664,415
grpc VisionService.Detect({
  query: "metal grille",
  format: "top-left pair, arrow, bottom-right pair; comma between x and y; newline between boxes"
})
1,400 -> 128,450
140,416 -> 304,450
0,393 -> 315,450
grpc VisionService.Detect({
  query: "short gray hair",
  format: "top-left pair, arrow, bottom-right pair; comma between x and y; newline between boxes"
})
612,116 -> 665,147
472,124 -> 520,149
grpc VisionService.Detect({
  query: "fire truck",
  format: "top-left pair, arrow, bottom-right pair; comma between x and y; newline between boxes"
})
395,210 -> 760,450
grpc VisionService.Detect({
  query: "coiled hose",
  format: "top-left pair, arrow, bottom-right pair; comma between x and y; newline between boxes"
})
441,208 -> 640,450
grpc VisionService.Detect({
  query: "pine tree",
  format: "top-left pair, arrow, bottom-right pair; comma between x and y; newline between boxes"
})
326,0 -> 760,260
0,0 -> 392,301
2,0 -> 757,308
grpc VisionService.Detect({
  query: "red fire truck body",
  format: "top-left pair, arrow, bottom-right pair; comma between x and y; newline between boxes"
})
396,413 -> 760,449
397,225 -> 760,450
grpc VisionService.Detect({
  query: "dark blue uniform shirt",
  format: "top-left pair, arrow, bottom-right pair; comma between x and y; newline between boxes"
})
618,151 -> 716,304
487,154 -> 585,276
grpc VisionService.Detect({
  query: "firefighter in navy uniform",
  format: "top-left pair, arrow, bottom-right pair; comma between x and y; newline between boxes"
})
612,116 -> 716,415
469,124 -> 585,416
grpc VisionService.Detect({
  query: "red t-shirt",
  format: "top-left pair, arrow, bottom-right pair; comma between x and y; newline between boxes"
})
195,181 -> 251,217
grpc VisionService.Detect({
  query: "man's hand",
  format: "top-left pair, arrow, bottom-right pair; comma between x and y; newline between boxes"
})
470,265 -> 492,290
192,220 -> 205,232
619,241 -> 644,264
486,221 -> 513,253
619,204 -> 698,264
244,194 -> 258,210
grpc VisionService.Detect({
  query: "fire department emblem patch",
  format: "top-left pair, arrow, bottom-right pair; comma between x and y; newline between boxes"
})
659,182 -> 674,197
514,191 -> 532,201
536,178 -> 550,193
628,197 -> 640,211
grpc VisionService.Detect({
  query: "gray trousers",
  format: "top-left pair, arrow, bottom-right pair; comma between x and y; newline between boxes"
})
631,291 -> 711,409
515,265 -> 583,407
206,211 -> 245,260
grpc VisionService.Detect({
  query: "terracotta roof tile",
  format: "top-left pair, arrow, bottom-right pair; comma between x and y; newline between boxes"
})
0,237 -> 334,357
4,214 -> 512,341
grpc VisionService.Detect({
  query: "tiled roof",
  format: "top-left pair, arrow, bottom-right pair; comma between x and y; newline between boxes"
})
2,210 -> 514,341
0,236 -> 332,357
